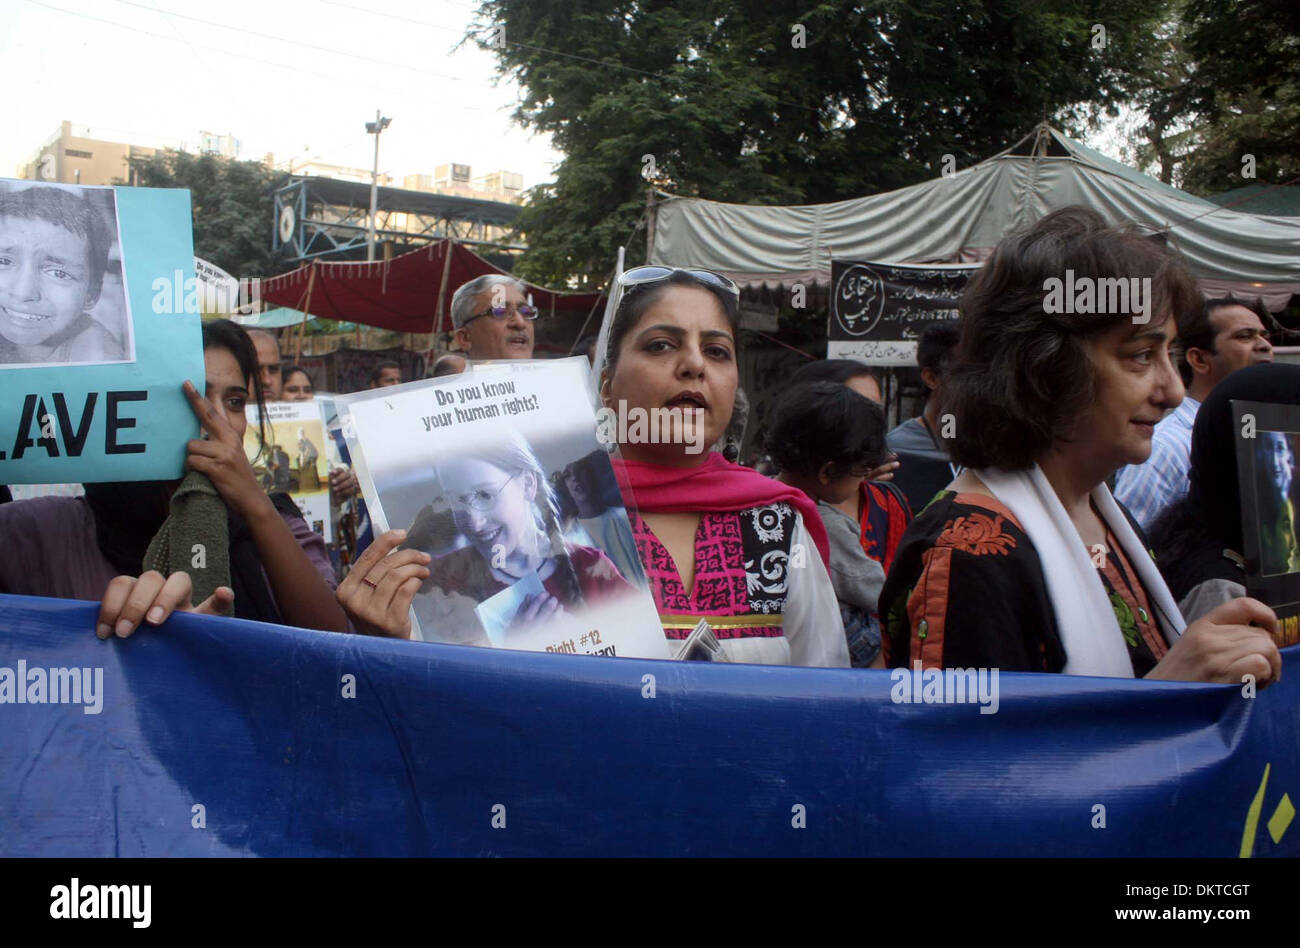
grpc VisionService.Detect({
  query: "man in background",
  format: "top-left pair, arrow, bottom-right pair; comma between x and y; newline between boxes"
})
1115,295 -> 1274,529
449,275 -> 537,361
368,361 -> 402,388
248,329 -> 283,401
886,323 -> 962,515
431,353 -> 468,377
575,334 -> 599,367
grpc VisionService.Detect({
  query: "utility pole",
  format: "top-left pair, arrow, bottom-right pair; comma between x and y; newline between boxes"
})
365,110 -> 392,262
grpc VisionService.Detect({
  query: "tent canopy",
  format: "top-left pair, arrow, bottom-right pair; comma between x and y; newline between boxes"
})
649,125 -> 1300,307
260,239 -> 603,334
1206,183 -> 1300,218
231,306 -> 321,329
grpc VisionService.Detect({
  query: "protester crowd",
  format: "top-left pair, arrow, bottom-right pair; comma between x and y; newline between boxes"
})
0,206 -> 1290,689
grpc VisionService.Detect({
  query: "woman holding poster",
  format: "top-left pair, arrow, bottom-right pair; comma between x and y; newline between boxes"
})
597,267 -> 850,667
1150,362 -> 1300,621
0,319 -> 348,637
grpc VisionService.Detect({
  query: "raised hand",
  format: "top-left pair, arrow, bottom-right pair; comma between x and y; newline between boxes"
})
181,380 -> 266,517
329,467 -> 360,502
866,454 -> 900,483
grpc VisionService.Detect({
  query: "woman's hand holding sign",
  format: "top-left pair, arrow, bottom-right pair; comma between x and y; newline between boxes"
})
182,380 -> 267,519
177,377 -> 349,633
329,467 -> 360,502
1147,597 -> 1282,687
337,529 -> 431,638
96,571 -> 234,639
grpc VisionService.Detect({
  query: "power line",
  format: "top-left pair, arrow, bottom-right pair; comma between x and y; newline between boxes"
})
20,0 -> 501,116
104,0 -> 495,88
322,0 -> 828,118
317,0 -> 467,36
146,0 -> 222,91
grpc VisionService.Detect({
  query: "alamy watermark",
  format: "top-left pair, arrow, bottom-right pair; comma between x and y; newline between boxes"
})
890,661 -> 999,714
596,400 -> 707,455
0,660 -> 103,714
151,270 -> 262,315
50,879 -> 150,928
1042,270 -> 1152,324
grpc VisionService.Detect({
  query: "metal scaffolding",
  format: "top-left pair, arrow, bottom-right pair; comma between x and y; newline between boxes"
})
272,174 -> 524,263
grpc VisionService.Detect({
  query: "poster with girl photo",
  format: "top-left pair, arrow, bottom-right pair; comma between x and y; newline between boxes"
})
337,359 -> 668,658
0,179 -> 134,368
1233,399 -> 1300,646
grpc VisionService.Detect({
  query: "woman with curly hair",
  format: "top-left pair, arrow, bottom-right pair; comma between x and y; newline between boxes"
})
879,207 -> 1281,685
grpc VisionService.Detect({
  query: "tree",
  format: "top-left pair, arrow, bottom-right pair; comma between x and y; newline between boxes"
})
1177,0 -> 1299,194
474,0 -> 1178,286
1119,0 -> 1299,194
122,150 -> 280,279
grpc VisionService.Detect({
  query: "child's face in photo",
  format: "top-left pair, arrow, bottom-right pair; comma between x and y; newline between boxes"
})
440,456 -> 538,563
0,214 -> 97,348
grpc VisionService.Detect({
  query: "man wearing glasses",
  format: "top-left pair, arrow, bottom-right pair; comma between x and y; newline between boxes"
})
448,275 -> 538,362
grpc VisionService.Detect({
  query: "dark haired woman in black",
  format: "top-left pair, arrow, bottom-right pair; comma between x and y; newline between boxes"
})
879,207 -> 1280,686
788,357 -> 912,577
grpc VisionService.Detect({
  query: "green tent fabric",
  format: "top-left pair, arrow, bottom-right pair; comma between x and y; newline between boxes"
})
649,124 -> 1300,308
1205,184 -> 1300,219
231,307 -> 317,329
227,309 -> 360,332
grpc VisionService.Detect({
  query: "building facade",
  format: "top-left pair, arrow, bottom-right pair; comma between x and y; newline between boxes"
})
16,121 -> 157,186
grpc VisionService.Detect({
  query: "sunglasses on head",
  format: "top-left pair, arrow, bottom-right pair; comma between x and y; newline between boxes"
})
617,266 -> 740,298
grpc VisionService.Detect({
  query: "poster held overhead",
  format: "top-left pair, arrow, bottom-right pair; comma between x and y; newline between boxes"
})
0,178 -> 203,483
338,359 -> 668,658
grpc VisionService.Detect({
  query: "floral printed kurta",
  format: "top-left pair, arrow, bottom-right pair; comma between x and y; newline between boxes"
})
879,491 -> 1168,674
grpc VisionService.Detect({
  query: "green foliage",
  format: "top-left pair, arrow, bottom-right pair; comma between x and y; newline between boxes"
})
1123,0 -> 1299,194
1178,0 -> 1299,193
475,0 -> 1176,286
122,150 -> 279,279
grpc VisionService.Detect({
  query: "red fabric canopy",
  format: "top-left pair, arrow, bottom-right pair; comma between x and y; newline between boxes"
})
260,239 -> 604,334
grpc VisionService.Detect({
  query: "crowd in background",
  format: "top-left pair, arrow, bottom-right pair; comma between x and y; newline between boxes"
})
0,206 -> 1291,690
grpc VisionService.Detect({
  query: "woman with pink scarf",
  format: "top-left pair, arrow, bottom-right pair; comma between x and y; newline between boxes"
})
336,266 -> 848,666
598,267 -> 848,667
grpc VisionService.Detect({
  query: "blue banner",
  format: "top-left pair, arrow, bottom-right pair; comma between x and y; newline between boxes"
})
1,593 -> 1296,857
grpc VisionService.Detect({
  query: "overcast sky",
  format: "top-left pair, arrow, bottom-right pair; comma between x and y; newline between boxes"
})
2,0 -> 1136,191
1,0 -> 562,186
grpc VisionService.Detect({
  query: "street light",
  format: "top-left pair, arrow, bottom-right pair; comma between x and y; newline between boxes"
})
365,110 -> 392,263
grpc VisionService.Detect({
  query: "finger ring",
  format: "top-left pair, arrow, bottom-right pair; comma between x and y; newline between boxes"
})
362,578 -> 378,589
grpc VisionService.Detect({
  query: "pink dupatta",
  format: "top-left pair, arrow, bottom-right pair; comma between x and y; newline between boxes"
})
611,452 -> 830,569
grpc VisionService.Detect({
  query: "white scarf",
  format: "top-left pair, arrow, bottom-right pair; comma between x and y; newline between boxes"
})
976,464 -> 1185,678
